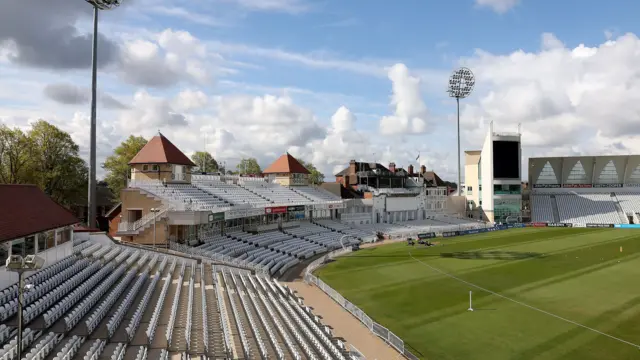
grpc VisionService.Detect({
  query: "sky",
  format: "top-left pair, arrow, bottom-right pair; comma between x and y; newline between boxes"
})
2,0 -> 640,182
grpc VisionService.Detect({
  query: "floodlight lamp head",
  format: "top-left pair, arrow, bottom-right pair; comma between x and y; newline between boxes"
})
85,0 -> 122,10
24,255 -> 45,270
447,67 -> 475,99
6,255 -> 24,270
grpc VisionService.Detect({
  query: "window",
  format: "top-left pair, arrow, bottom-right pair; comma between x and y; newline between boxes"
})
597,160 -> 619,184
11,239 -> 24,257
143,165 -> 149,171
25,236 -> 36,255
467,186 -> 473,195
58,228 -> 71,245
46,231 -> 55,248
152,165 -> 159,171
493,184 -> 521,194
0,245 -> 7,268
479,184 -> 482,191
37,233 -> 47,252
566,161 -> 588,183
536,161 -> 558,184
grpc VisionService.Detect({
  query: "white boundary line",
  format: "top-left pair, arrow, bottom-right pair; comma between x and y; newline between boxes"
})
408,252 -> 640,350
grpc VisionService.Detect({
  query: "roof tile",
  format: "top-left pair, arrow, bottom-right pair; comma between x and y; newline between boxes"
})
0,185 -> 79,242
263,153 -> 310,174
129,133 -> 196,166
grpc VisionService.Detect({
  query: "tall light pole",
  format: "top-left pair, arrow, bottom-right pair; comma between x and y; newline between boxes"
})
85,0 -> 122,229
6,254 -> 45,360
447,67 -> 475,196
151,207 -> 159,248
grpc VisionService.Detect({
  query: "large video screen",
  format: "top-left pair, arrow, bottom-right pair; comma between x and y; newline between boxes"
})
492,141 -> 520,179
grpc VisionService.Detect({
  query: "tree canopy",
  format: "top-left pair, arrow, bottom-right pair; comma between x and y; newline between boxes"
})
103,135 -> 147,199
191,151 -> 218,173
236,158 -> 261,175
299,160 -> 325,184
0,120 -> 88,207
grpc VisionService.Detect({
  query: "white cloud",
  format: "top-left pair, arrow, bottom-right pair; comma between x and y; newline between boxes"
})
220,0 -> 311,13
475,0 -> 520,13
379,64 -> 430,135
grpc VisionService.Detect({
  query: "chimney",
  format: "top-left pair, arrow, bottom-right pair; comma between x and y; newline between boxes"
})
389,162 -> 396,173
420,165 -> 426,174
349,160 -> 356,175
408,164 -> 414,175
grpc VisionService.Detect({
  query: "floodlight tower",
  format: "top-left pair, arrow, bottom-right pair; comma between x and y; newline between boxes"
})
447,67 -> 475,196
84,0 -> 122,229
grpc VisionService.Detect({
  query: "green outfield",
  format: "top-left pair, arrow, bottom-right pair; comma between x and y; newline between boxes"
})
315,228 -> 640,360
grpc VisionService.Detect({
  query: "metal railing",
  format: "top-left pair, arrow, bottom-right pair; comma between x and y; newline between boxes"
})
304,249 -> 420,360
118,206 -> 169,233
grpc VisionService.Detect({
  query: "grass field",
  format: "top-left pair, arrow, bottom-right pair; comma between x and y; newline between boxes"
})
315,228 -> 640,360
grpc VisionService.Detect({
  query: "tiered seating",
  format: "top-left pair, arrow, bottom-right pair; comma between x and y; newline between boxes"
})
315,219 -> 376,240
192,176 -> 272,207
532,194 -> 554,222
292,186 -> 341,202
242,182 -> 312,205
133,181 -> 230,210
615,192 -> 640,215
556,193 -> 620,224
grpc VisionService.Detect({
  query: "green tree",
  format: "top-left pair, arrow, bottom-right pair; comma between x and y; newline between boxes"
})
236,157 -> 261,175
299,160 -> 325,185
103,135 -> 148,199
191,151 -> 218,173
28,120 -> 88,207
0,125 -> 33,184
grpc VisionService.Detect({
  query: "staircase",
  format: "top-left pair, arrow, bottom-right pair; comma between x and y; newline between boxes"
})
612,193 -> 629,224
117,206 -> 169,236
550,195 -> 560,223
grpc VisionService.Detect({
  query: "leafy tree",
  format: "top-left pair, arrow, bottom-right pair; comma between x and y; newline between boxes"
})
191,151 -> 218,173
0,125 -> 33,184
27,120 -> 88,207
236,157 -> 261,175
103,135 -> 148,199
299,160 -> 325,185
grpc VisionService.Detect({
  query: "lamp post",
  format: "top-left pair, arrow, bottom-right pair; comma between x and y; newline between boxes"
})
84,0 -> 123,229
150,207 -> 159,248
6,254 -> 45,360
447,67 -> 475,196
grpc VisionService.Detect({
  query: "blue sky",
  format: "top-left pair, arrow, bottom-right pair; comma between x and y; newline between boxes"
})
3,0 -> 640,181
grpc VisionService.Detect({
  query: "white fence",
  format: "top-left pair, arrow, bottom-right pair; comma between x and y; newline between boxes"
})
304,249 -> 420,360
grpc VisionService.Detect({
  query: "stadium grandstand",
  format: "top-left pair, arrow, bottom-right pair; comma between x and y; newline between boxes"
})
529,155 -> 640,226
0,132 -> 486,360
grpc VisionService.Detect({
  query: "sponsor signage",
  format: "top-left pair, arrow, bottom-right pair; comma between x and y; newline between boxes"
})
287,205 -> 305,212
562,184 -> 592,188
442,231 -> 459,238
624,183 -> 640,187
312,202 -> 346,210
593,183 -> 623,188
532,222 -> 548,227
615,224 -> 640,229
417,232 -> 436,239
586,223 -> 614,228
573,223 -> 587,228
225,207 -> 266,220
265,206 -> 287,214
547,223 -> 571,228
533,184 -> 561,188
209,212 -> 224,222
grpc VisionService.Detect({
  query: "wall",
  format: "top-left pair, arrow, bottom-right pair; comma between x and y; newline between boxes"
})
122,219 -> 168,246
464,151 -> 481,209
0,240 -> 73,291
480,124 -> 494,222
120,188 -> 164,223
167,211 -> 209,225
131,164 -> 192,183
109,215 -> 121,237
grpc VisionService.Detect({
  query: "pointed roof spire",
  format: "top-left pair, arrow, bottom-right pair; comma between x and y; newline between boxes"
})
129,133 -> 196,166
263,153 -> 310,174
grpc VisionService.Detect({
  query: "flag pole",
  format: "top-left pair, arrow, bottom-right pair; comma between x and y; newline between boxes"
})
468,291 -> 474,311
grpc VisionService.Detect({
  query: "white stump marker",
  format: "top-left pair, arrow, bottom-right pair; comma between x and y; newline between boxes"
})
468,291 -> 474,311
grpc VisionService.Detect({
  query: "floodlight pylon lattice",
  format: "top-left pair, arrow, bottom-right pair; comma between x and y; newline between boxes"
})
84,0 -> 123,229
85,0 -> 122,10
447,67 -> 475,196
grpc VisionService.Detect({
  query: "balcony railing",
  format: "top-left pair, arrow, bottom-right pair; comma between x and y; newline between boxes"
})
118,206 -> 169,233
